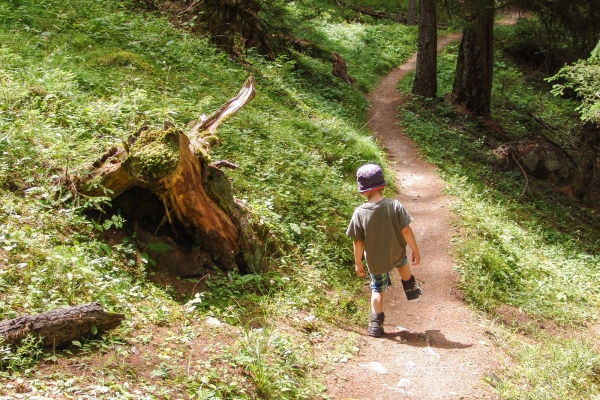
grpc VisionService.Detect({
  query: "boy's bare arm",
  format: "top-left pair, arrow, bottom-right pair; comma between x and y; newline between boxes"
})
353,240 -> 366,277
401,225 -> 421,266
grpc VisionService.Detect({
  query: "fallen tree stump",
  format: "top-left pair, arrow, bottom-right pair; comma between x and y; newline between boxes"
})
73,76 -> 264,274
0,303 -> 125,348
331,52 -> 355,84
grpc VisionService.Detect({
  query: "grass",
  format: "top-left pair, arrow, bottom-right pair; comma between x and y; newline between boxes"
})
290,9 -> 417,92
494,333 -> 600,399
397,18 -> 600,398
0,0 -> 416,397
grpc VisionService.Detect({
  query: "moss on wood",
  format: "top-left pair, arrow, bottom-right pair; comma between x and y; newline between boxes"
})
123,127 -> 180,181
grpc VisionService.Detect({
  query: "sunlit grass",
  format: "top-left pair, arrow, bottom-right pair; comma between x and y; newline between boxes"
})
0,0 -> 417,395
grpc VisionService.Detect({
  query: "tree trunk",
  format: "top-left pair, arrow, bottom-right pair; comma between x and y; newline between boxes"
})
76,76 -> 261,272
0,303 -> 124,348
572,121 -> 599,202
451,0 -> 495,116
412,0 -> 437,98
407,0 -> 417,26
210,3 -> 240,55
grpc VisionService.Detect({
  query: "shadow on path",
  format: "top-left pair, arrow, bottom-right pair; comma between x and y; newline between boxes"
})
383,329 -> 473,349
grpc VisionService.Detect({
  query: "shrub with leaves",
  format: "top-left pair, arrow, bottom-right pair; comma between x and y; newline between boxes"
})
548,40 -> 600,124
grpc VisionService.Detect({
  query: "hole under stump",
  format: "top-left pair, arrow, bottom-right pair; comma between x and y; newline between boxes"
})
92,187 -> 217,302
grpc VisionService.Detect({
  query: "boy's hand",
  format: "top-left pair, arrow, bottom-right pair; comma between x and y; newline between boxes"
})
355,262 -> 366,277
353,240 -> 366,277
411,251 -> 421,266
401,226 -> 421,267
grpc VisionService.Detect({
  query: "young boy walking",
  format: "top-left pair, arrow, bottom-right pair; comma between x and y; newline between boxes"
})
346,163 -> 422,337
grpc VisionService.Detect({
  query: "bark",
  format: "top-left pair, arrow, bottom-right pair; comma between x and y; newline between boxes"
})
412,0 -> 437,98
331,52 -> 355,84
572,121 -> 599,202
77,76 -> 259,272
0,303 -> 124,348
407,0 -> 417,26
210,3 -> 239,54
451,0 -> 495,116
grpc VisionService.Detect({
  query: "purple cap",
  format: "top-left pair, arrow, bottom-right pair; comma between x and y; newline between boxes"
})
356,163 -> 387,193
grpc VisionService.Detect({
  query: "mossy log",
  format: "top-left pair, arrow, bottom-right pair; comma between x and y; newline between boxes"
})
0,303 -> 124,348
77,76 -> 260,272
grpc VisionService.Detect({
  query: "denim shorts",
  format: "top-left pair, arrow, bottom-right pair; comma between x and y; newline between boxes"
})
369,257 -> 408,293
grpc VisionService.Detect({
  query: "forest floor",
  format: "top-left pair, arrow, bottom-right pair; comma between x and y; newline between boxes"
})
326,16 -> 519,400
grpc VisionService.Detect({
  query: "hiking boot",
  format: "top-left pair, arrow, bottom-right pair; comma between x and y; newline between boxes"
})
402,275 -> 422,300
368,312 -> 385,337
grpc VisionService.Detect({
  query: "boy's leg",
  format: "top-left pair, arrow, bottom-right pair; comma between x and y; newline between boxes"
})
368,273 -> 389,337
371,291 -> 383,314
397,262 -> 412,281
396,258 -> 422,300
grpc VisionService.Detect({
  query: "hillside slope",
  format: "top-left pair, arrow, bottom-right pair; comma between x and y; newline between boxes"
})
0,0 -> 418,397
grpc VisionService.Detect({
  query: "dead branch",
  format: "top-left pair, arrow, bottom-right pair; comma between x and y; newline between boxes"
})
510,150 -> 529,197
549,194 -> 576,221
189,75 -> 256,139
211,160 -> 239,169
528,112 -> 578,167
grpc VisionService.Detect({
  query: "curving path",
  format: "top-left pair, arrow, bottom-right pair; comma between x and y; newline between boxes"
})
326,33 -> 502,399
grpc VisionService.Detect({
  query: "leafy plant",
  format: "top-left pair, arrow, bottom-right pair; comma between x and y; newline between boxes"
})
0,335 -> 44,373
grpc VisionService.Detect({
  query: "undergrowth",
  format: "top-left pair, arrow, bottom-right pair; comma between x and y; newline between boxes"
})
0,0 -> 415,397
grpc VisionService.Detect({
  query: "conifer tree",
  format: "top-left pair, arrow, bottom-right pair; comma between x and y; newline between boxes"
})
412,0 -> 438,98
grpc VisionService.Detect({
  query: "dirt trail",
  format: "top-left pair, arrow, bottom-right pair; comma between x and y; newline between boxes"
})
327,33 -> 501,399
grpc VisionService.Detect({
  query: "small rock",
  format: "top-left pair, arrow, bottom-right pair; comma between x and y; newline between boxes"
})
206,316 -> 221,326
358,362 -> 388,375
423,347 -> 441,358
398,378 -> 413,388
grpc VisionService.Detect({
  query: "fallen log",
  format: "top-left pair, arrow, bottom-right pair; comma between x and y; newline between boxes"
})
0,303 -> 125,348
335,0 -> 407,23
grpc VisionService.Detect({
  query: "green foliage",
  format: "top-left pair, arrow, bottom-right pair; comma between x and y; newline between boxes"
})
0,335 -> 44,373
495,333 -> 600,399
548,40 -> 600,124
507,0 -> 600,63
289,15 -> 417,92
0,0 -> 416,395
232,326 -> 323,399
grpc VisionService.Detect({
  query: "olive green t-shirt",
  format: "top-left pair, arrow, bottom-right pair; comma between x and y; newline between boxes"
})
346,198 -> 414,275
